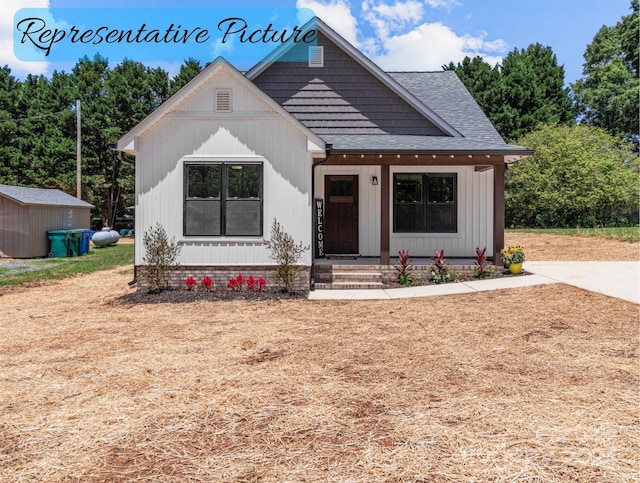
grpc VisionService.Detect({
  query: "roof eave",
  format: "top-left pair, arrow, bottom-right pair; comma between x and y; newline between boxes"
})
329,148 -> 534,157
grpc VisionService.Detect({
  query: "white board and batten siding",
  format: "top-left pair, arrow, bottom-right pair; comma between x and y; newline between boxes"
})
390,166 -> 494,258
134,68 -> 314,266
315,165 -> 494,258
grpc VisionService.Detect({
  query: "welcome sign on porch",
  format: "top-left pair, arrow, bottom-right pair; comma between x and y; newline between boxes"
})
315,199 -> 325,258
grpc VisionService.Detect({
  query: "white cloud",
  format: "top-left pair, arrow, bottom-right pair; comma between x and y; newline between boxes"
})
296,0 -> 360,46
0,0 -> 50,76
292,0 -> 506,72
361,0 -> 424,42
369,22 -> 506,71
424,0 -> 459,8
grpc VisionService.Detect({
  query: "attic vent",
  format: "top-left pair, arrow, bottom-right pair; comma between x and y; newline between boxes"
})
216,89 -> 231,112
308,46 -> 324,67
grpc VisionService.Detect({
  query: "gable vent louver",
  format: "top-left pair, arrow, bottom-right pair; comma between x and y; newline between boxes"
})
216,89 -> 232,112
308,46 -> 324,68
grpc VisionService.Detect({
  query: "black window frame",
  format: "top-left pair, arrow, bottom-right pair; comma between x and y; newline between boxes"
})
393,173 -> 457,234
184,162 -> 263,237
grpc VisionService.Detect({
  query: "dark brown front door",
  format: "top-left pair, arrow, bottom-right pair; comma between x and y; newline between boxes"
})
324,175 -> 358,254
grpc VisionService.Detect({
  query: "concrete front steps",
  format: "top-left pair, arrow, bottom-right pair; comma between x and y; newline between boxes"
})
314,264 -> 384,290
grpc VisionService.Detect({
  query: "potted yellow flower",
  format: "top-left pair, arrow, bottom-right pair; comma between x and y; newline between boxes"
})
500,245 -> 525,274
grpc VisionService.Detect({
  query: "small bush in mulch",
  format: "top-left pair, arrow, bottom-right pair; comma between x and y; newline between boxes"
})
383,268 -> 529,288
119,288 -> 307,304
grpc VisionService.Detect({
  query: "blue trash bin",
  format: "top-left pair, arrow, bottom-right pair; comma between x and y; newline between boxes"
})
79,229 -> 94,255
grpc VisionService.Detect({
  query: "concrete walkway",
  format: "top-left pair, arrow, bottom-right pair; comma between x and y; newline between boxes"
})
525,261 -> 640,304
308,261 -> 640,304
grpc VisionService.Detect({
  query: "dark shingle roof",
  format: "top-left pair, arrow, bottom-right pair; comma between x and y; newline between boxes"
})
0,184 -> 93,208
320,72 -> 530,153
389,71 -> 505,144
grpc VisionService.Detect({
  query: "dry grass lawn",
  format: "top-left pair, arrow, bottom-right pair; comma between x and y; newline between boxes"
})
0,235 -> 638,482
505,232 -> 639,261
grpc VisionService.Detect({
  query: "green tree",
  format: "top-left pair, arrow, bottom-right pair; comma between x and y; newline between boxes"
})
446,45 -> 573,142
494,44 -> 573,141
0,56 -> 170,226
0,66 -> 21,185
169,58 -> 203,96
444,56 -> 501,123
70,55 -> 169,226
70,55 -> 119,224
571,0 -> 639,142
11,71 -> 76,191
505,124 -> 639,228
101,60 -> 169,226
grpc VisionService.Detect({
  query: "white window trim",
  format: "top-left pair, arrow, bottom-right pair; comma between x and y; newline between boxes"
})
181,155 -> 266,239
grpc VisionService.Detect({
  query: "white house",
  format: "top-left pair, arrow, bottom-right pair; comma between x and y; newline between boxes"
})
118,18 -> 531,290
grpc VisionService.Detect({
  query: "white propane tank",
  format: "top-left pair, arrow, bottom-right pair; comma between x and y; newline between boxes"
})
91,227 -> 120,247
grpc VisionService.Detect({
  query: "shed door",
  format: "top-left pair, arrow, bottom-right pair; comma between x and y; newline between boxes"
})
324,175 -> 358,254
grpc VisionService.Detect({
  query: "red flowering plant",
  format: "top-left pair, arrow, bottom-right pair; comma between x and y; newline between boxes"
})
200,276 -> 214,291
227,274 -> 244,292
185,277 -> 197,291
246,275 -> 267,292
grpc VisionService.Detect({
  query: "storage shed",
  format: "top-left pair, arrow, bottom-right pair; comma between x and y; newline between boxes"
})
0,184 -> 93,258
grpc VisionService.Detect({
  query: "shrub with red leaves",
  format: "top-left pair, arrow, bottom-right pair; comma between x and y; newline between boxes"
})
185,277 -> 197,291
227,274 -> 245,292
200,276 -> 214,291
246,275 -> 267,292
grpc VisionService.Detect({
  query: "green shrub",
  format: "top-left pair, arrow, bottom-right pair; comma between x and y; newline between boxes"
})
429,249 -> 458,284
265,219 -> 309,293
140,223 -> 181,293
506,124 -> 640,228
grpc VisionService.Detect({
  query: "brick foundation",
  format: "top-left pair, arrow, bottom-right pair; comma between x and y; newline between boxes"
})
136,265 -> 311,293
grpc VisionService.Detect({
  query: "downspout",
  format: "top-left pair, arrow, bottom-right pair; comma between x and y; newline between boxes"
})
109,143 -> 138,287
310,144 -> 333,291
121,152 -> 138,286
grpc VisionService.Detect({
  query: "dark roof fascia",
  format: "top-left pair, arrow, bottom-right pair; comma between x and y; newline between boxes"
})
329,148 -> 535,157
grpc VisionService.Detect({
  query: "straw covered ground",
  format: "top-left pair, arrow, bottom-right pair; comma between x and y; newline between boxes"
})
504,231 -> 639,261
1,236 -> 638,482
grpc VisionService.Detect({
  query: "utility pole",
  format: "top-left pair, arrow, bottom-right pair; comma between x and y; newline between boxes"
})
76,99 -> 81,199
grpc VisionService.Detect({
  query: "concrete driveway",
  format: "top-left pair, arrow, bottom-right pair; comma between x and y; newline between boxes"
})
524,261 -> 640,304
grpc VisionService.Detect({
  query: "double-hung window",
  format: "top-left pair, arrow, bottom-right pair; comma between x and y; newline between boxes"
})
393,173 -> 457,233
184,163 -> 262,236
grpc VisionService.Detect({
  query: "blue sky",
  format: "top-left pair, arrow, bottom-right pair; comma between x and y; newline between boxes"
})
2,0 -> 633,85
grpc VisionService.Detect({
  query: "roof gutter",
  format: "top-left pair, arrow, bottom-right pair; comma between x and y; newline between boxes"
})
310,144 -> 333,291
329,148 -> 535,158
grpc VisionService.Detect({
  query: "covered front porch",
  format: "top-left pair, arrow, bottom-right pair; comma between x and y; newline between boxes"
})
312,153 -> 510,267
